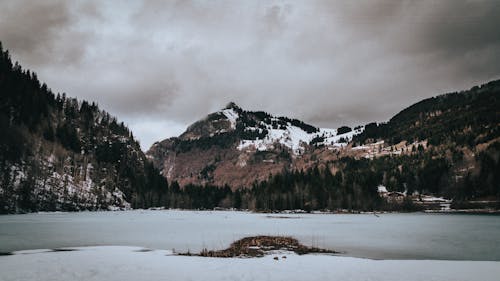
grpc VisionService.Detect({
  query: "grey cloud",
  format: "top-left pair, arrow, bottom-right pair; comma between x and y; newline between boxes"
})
410,2 -> 500,55
0,0 -> 70,65
77,1 -> 103,21
1,0 -> 499,150
0,0 -> 98,67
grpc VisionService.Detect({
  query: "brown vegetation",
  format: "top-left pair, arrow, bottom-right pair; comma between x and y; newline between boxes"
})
180,236 -> 338,258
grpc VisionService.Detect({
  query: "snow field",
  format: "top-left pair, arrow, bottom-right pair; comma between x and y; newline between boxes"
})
1,246 -> 498,281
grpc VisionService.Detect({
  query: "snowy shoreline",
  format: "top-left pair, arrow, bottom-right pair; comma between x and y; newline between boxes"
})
1,199 -> 500,216
7,207 -> 498,216
1,246 -> 499,281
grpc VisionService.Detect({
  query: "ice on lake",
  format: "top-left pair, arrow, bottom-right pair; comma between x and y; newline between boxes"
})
1,210 -> 499,260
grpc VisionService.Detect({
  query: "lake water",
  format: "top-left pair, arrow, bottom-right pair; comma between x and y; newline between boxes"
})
1,210 -> 499,260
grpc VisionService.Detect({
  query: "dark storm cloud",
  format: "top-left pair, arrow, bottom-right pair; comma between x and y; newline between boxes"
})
0,0 -> 99,66
1,0 -> 499,149
410,2 -> 500,56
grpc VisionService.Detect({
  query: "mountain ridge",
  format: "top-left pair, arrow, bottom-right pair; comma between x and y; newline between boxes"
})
147,101 -> 365,188
147,80 -> 499,207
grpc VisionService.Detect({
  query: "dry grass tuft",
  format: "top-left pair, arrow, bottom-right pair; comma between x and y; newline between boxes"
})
180,235 -> 338,258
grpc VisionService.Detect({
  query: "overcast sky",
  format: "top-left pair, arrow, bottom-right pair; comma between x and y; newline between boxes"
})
1,0 -> 499,150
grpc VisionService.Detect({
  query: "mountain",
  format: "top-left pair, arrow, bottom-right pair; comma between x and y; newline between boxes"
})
148,81 -> 499,210
0,43 -> 167,213
147,102 -> 364,188
354,80 -> 500,146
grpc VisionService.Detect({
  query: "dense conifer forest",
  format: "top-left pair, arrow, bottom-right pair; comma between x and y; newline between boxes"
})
353,81 -> 500,146
0,42 -> 166,213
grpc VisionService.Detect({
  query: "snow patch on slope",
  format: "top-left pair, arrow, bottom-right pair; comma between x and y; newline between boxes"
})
238,120 -> 364,154
1,158 -> 131,212
322,127 -> 364,146
221,108 -> 239,129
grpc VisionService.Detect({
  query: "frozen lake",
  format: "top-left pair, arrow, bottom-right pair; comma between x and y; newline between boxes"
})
1,210 -> 499,260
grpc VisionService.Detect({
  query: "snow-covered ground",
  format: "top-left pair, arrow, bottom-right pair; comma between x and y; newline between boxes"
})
237,119 -> 364,154
1,246 -> 498,281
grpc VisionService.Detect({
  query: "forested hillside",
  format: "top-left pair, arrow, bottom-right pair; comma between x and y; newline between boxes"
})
354,81 -> 499,146
0,42 -> 166,213
137,142 -> 500,212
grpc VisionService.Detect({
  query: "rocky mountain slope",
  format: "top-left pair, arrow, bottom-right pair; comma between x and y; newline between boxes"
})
147,102 -> 364,188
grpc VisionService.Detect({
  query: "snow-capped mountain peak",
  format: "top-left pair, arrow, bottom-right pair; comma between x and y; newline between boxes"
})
175,103 -> 364,154
236,117 -> 364,154
199,104 -> 363,154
